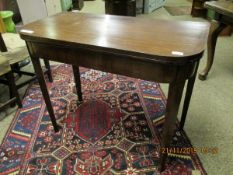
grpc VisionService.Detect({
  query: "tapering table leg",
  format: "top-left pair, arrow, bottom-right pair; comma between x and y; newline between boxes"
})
158,79 -> 186,172
198,20 -> 226,80
72,65 -> 83,105
179,61 -> 199,130
43,59 -> 53,83
31,57 -> 60,132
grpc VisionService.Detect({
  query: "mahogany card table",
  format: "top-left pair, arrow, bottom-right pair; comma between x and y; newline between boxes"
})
19,12 -> 209,171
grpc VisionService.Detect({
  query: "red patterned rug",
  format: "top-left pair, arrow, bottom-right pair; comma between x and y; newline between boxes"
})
0,64 -> 206,175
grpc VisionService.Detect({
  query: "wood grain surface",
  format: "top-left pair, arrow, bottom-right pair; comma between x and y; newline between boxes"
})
20,12 -> 209,63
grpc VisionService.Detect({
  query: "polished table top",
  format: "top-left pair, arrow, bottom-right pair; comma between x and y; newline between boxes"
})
20,12 -> 209,64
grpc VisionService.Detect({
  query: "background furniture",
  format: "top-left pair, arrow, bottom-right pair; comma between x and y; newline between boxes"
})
0,14 -> 6,33
0,0 -> 22,23
144,0 -> 165,14
136,0 -> 144,14
199,0 -> 233,80
17,0 -> 62,25
0,55 -> 22,110
19,12 -> 209,172
0,13 -> 28,82
0,32 -> 53,90
0,11 -> 16,32
207,7 -> 233,36
105,0 -> 165,16
45,0 -> 62,16
0,13 -> 53,102
105,0 -> 136,16
17,0 -> 84,25
191,0 -> 209,17
73,0 -> 84,10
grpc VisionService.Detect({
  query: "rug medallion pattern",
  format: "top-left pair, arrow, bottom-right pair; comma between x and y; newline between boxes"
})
0,64 -> 206,175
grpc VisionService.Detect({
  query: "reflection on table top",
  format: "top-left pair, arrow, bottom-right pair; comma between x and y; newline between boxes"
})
20,12 -> 209,63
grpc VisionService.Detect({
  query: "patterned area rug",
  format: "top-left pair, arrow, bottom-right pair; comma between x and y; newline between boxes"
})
0,64 -> 206,175
164,6 -> 191,16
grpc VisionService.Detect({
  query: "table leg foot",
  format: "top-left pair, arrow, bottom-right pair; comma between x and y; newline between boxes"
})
54,124 -> 62,132
198,72 -> 208,81
77,100 -> 82,107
